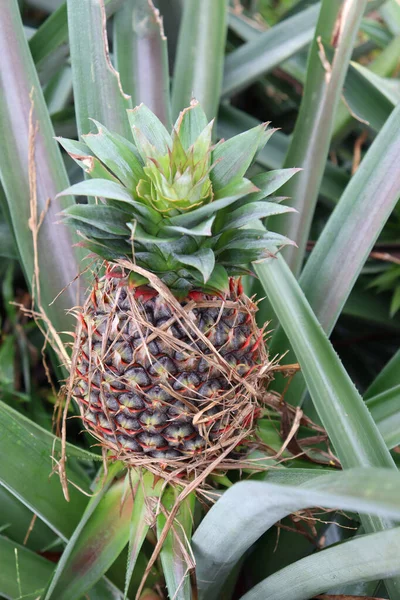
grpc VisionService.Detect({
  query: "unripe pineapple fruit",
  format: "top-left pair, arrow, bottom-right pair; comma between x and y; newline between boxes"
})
58,101 -> 297,472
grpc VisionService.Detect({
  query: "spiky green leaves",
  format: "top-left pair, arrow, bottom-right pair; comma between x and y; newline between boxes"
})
58,101 -> 298,294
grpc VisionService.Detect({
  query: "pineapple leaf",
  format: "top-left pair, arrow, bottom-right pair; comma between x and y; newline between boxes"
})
135,251 -> 171,271
58,103 -> 295,292
57,178 -> 135,203
215,229 -> 293,252
213,177 -> 258,201
44,467 -> 130,600
174,248 -> 215,283
83,120 -> 145,190
125,471 -> 163,600
129,225 -> 198,255
244,526 -> 400,600
390,286 -> 400,317
76,238 -> 129,260
218,201 -> 296,232
127,223 -> 174,245
128,103 -> 172,157
56,137 -> 120,181
174,100 -> 209,150
193,469 -> 400,600
168,180 -> 257,229
63,219 -> 128,240
249,168 -> 302,201
200,264 -> 230,293
63,205 -> 131,236
219,248 -> 273,264
161,215 -> 215,237
211,124 -> 272,191
158,488 -> 195,600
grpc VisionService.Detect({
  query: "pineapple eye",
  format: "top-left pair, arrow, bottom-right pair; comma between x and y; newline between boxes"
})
116,414 -> 141,431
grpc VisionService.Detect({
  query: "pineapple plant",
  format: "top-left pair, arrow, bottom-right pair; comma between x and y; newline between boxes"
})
2,1 -> 400,599
58,101 -> 297,473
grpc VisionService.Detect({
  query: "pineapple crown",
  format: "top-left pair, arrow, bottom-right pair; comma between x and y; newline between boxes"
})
58,101 -> 298,295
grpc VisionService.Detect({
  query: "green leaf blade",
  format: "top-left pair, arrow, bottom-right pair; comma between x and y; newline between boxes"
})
67,0 -> 132,138
0,402 -> 89,541
193,469 -> 400,600
222,4 -> 319,97
114,0 -> 171,128
45,465 -> 129,600
240,526 -> 400,600
172,0 -> 228,120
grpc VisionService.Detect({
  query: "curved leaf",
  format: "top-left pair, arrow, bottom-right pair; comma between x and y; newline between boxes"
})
175,249 -> 215,283
253,252 -> 400,595
240,526 -> 400,600
58,179 -> 135,203
193,468 -> 400,600
83,121 -> 144,190
219,201 -> 295,232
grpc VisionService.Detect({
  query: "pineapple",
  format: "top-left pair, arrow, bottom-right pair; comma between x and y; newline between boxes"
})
58,101 -> 296,471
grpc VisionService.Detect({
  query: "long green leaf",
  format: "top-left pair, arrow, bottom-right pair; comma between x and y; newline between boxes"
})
381,0 -> 400,34
0,535 -> 54,600
240,526 -> 400,600
67,0 -> 132,138
333,35 -> 400,139
124,471 -> 162,599
269,95 -> 400,405
114,0 -> 171,127
272,0 -> 369,275
254,253 -> 400,596
342,62 -> 397,132
366,385 -> 400,450
193,468 -> 400,600
0,0 -> 88,336
229,10 -> 400,143
0,535 -> 119,600
255,254 -> 395,470
158,489 -> 195,600
29,0 -> 123,84
222,4 -> 319,98
365,349 -> 400,399
299,100 -> 400,333
44,463 -> 129,600
172,0 -> 228,120
0,486 -> 55,551
0,401 -> 89,541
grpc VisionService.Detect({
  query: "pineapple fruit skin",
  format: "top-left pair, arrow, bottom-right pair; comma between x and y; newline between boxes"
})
72,267 -> 267,467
